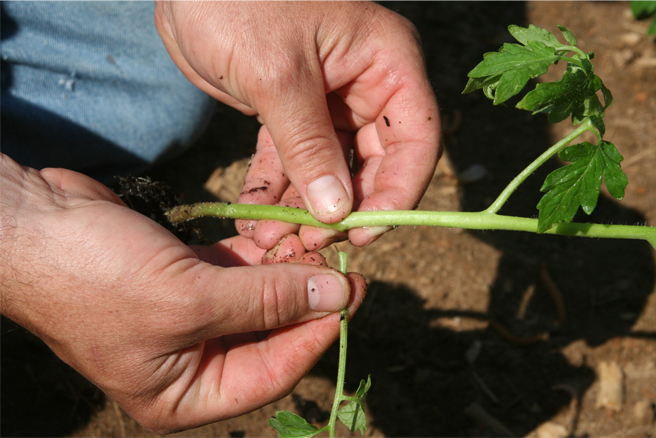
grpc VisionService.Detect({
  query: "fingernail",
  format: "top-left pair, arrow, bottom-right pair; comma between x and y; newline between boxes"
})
308,273 -> 349,312
306,175 -> 349,217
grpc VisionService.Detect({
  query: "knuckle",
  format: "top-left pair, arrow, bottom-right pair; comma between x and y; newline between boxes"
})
282,134 -> 337,172
259,275 -> 299,329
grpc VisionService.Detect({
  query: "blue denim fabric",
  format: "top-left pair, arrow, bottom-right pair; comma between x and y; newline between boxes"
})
1,1 -> 215,182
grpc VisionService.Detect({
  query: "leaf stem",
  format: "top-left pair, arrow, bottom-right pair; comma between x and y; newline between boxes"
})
327,252 -> 350,438
485,118 -> 593,214
558,45 -> 588,59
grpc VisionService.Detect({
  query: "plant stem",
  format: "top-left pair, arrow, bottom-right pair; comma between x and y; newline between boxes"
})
167,200 -> 656,249
327,252 -> 350,438
485,119 -> 593,214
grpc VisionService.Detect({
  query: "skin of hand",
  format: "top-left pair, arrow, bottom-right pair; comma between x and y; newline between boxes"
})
155,1 -> 441,250
0,153 -> 366,433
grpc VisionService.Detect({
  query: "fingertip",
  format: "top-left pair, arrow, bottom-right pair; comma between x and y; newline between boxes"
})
346,272 -> 368,316
299,226 -> 346,251
305,174 -> 353,223
236,219 -> 257,238
261,234 -> 305,264
253,220 -> 301,250
348,226 -> 393,247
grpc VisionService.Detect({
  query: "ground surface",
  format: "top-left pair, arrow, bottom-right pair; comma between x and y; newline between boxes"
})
2,2 -> 655,437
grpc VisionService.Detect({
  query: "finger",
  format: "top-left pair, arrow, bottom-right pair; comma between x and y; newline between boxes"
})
236,126 -> 289,238
176,272 -> 367,423
260,234 -> 328,266
190,235 -> 267,267
252,130 -> 354,250
260,234 -> 306,265
295,129 -> 353,250
298,226 -> 347,252
255,58 -> 353,224
177,260 -> 354,342
251,186 -> 303,249
298,252 -> 328,266
348,73 -> 441,246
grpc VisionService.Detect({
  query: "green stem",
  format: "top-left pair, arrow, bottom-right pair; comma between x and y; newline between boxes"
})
558,45 -> 588,59
166,200 -> 656,249
327,252 -> 350,438
557,55 -> 583,66
485,119 -> 593,214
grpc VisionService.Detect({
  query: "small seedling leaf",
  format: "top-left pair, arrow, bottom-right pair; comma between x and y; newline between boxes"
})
337,376 -> 371,435
337,402 -> 367,435
537,141 -> 628,232
269,411 -> 321,438
557,25 -> 577,46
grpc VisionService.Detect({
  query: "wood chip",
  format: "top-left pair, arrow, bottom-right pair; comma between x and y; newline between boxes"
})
595,361 -> 624,412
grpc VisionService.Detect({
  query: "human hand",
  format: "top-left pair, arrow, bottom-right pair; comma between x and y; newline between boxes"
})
155,1 -> 441,249
0,154 -> 366,433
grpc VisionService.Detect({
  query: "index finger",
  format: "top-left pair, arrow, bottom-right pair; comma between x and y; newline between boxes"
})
329,32 -> 441,245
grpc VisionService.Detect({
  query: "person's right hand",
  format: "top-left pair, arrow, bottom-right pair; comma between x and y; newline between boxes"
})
0,153 -> 366,433
155,1 -> 441,251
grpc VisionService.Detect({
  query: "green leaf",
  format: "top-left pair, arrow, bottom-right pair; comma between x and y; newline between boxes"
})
354,375 -> 372,399
338,402 -> 367,435
516,60 -> 599,123
557,25 -> 577,46
337,376 -> 371,436
269,411 -> 321,438
508,24 -> 562,49
631,1 -> 656,19
599,79 -> 613,109
462,74 -> 501,95
466,41 -> 560,104
648,17 -> 656,35
599,141 -> 629,200
537,141 -> 628,232
589,115 -> 605,137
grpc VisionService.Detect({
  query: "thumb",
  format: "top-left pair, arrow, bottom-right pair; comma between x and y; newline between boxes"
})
257,69 -> 353,224
182,262 -> 354,338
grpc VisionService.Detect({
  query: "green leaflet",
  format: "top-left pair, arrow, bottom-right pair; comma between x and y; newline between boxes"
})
516,60 -> 611,124
557,25 -> 578,46
269,411 -> 321,438
508,24 -> 563,48
337,376 -> 371,436
466,40 -> 559,105
537,141 -> 628,233
631,1 -> 656,19
631,1 -> 656,35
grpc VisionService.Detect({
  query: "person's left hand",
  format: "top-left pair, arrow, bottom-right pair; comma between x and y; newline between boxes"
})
155,1 -> 441,250
0,154 -> 366,433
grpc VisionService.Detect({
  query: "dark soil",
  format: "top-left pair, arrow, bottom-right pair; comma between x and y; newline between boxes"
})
2,2 -> 655,437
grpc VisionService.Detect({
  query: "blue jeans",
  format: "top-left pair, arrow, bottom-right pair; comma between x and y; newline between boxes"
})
1,1 -> 216,183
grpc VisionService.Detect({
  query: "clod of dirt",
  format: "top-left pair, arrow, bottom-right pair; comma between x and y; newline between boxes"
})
631,400 -> 656,426
113,175 -> 204,243
527,421 -> 570,438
